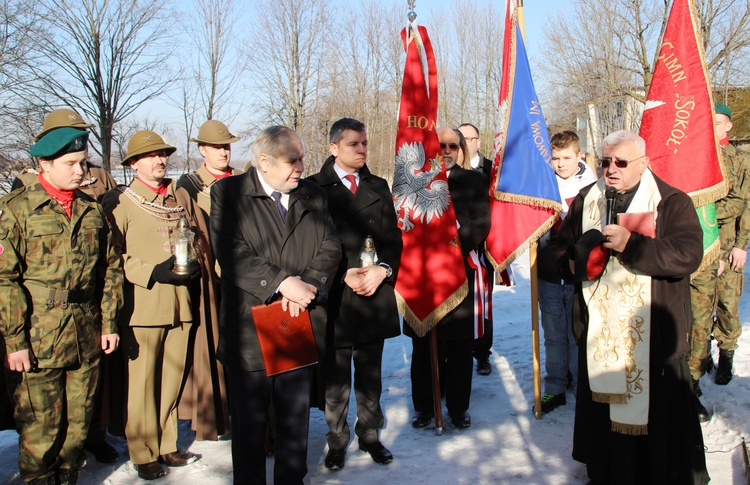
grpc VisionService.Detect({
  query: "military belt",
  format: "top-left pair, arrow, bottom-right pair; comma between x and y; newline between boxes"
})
24,283 -> 96,309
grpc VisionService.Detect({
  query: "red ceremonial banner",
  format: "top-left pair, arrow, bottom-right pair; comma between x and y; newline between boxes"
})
640,0 -> 725,206
392,22 -> 467,337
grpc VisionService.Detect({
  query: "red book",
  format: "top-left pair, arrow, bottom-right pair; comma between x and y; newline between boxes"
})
251,300 -> 318,376
618,212 -> 656,238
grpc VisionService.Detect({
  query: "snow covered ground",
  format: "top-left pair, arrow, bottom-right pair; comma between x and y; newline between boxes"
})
1,252 -> 748,484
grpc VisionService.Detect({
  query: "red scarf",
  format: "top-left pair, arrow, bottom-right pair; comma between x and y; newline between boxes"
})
137,177 -> 168,195
205,164 -> 233,180
38,173 -> 75,218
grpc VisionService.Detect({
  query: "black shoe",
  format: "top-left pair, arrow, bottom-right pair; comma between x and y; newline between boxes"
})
411,411 -> 433,429
715,349 -> 734,385
58,468 -> 79,485
84,439 -> 119,464
534,393 -> 567,414
359,441 -> 393,465
134,461 -> 166,480
324,448 -> 345,470
692,379 -> 711,422
476,357 -> 492,376
449,411 -> 471,428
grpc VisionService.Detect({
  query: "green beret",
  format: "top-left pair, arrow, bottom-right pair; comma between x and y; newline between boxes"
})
30,127 -> 89,159
715,103 -> 732,120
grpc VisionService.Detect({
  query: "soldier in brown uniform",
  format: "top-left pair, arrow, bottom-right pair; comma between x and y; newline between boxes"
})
0,127 -> 123,485
12,109 -> 117,202
102,131 -> 202,480
174,120 -> 242,440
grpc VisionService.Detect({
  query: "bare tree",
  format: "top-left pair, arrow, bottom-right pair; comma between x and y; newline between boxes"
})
252,0 -> 330,134
540,0 -> 750,149
16,0 -> 176,172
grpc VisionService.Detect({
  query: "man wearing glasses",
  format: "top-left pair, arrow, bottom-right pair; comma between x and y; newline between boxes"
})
457,123 -> 497,377
549,130 -> 708,484
407,127 -> 490,430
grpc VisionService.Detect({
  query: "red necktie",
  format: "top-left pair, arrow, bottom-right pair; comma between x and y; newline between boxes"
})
344,174 -> 358,194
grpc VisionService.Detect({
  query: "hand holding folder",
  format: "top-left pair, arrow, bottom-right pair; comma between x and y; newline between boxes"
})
251,300 -> 318,376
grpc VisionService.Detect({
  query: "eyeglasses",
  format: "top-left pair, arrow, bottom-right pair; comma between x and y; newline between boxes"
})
440,143 -> 459,151
599,156 -> 644,169
464,136 -> 479,142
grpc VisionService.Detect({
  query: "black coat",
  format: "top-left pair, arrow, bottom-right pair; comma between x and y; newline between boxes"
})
404,165 -> 491,340
307,157 -> 402,347
209,167 -> 341,372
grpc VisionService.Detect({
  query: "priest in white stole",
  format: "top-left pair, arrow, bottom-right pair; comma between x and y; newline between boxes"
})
549,130 -> 709,485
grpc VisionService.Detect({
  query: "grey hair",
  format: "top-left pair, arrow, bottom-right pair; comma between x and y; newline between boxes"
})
251,126 -> 301,164
601,130 -> 646,157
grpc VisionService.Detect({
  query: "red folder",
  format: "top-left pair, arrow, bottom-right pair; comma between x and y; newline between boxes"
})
251,300 -> 318,376
618,212 -> 656,238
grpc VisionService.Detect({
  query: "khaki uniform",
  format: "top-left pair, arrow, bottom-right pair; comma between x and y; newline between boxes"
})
688,261 -> 719,381
102,178 -> 197,465
715,143 -> 750,351
176,164 -> 242,224
0,183 -> 123,481
12,163 -> 117,202
175,165 -> 241,441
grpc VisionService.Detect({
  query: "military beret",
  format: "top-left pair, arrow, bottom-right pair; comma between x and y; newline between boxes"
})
30,127 -> 89,159
190,120 -> 240,145
715,103 -> 732,120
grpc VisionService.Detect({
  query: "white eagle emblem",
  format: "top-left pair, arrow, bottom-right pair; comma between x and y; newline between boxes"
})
392,141 -> 450,231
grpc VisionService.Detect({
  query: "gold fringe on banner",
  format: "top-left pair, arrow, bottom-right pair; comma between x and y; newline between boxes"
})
396,281 -> 469,337
689,180 -> 728,208
692,240 -> 722,279
484,210 -> 560,274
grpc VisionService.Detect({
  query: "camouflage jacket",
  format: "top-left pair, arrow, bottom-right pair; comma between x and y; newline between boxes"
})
12,163 -> 117,202
716,143 -> 750,256
0,183 -> 124,368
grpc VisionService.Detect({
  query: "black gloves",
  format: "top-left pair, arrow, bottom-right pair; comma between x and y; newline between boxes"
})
151,256 -> 201,285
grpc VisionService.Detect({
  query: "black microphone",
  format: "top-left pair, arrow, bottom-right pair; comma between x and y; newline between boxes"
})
605,186 -> 617,226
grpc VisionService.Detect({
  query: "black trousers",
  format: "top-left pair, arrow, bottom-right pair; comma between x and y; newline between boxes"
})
324,341 -> 385,448
228,366 -> 312,485
410,336 -> 473,415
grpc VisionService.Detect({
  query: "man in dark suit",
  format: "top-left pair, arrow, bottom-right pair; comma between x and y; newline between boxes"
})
458,122 -> 495,376
209,125 -> 341,485
308,118 -> 403,470
408,128 -> 491,429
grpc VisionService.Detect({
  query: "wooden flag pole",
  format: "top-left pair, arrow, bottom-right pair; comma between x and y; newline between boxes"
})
530,241 -> 543,419
429,327 -> 444,434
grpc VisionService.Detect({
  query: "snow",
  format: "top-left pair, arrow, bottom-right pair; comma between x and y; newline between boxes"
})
1,252 -> 748,484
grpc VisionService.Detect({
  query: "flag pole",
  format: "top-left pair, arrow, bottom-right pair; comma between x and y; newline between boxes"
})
515,0 -> 543,420
407,0 -> 444,435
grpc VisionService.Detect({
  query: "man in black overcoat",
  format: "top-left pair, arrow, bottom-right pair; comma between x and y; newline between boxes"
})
308,118 -> 402,470
210,126 -> 341,485
407,127 -> 491,430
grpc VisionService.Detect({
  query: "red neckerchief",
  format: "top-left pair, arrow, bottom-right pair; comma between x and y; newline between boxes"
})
38,173 -> 75,218
205,164 -> 233,180
137,177 -> 168,195
719,136 -> 729,147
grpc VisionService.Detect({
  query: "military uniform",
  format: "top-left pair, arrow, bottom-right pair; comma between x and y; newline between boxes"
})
0,183 -> 123,482
714,143 -> 750,352
177,164 -> 242,225
12,163 -> 117,202
688,260 -> 719,381
102,177 -> 200,466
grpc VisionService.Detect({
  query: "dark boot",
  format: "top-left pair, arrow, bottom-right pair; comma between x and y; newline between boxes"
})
692,380 -> 711,422
58,467 -> 79,485
715,349 -> 734,385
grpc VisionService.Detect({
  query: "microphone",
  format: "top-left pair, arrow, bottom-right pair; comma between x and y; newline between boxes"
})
605,186 -> 617,226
